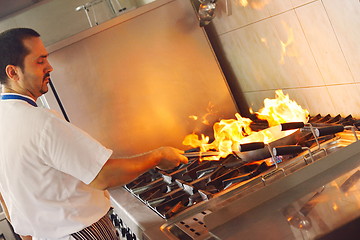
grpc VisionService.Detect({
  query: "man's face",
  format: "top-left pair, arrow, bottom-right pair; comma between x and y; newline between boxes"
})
17,37 -> 53,100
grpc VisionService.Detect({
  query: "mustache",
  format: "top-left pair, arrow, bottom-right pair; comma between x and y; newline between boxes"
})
43,73 -> 51,80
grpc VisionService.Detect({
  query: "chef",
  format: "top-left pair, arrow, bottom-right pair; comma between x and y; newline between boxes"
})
0,28 -> 188,240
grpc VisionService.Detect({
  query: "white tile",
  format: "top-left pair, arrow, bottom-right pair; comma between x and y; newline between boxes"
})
266,0 -> 293,16
291,0 -> 317,8
326,84 -> 360,118
211,0 -> 270,35
299,87 -> 336,116
322,0 -> 360,83
219,10 -> 325,92
266,11 -> 323,88
219,28 -> 282,92
295,1 -> 354,84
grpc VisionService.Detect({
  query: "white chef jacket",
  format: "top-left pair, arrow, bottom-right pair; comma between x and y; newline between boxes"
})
0,94 -> 113,239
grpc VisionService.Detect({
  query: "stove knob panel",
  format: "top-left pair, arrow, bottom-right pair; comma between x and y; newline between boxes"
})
125,232 -> 137,240
126,232 -> 133,240
113,217 -> 120,227
121,227 -> 128,238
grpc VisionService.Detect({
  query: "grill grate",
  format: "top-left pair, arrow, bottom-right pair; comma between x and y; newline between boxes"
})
124,114 -> 360,219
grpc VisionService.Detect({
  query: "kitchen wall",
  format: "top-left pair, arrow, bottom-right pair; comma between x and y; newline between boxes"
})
2,0 -> 358,119
0,0 -> 143,46
44,0 -> 238,155
204,0 -> 360,118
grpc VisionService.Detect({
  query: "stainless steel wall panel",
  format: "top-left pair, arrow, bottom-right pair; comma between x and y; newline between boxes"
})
45,0 -> 237,155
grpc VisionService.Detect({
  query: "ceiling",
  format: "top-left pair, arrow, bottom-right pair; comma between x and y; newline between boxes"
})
0,0 -> 44,19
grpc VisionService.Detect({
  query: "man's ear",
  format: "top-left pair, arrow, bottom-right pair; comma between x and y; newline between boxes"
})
5,65 -> 19,81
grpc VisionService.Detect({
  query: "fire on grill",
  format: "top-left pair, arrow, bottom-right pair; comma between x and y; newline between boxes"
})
182,90 -> 309,160
124,90 -> 360,220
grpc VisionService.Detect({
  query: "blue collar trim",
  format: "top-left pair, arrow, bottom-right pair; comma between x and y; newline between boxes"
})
1,94 -> 37,107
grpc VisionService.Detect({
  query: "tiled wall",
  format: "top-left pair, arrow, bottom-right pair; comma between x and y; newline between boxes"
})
208,0 -> 360,118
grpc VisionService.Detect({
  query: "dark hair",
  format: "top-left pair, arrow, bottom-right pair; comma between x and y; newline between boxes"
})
0,28 -> 40,84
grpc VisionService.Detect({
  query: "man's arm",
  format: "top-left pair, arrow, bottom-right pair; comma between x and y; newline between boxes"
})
89,146 -> 188,190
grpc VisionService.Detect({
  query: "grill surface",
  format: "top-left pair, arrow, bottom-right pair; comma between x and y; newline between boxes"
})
109,114 -> 360,240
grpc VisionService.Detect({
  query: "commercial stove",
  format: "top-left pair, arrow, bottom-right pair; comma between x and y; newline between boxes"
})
109,114 -> 360,240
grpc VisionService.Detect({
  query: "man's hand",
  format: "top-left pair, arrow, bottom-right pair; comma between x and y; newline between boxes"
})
20,236 -> 32,240
89,147 -> 188,190
155,147 -> 188,170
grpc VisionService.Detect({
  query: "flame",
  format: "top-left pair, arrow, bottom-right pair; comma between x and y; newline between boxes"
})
238,0 -> 249,7
261,37 -> 268,48
256,90 -> 309,126
202,102 -> 218,125
235,0 -> 270,9
183,90 -> 309,160
189,115 -> 198,120
212,113 -> 254,158
188,102 -> 218,126
332,203 -> 338,211
183,133 -> 210,152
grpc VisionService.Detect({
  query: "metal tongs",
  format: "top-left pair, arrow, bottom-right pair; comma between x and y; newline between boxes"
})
183,151 -> 219,158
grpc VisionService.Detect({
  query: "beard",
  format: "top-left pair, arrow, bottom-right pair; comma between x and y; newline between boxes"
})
40,82 -> 49,94
40,73 -> 50,94
40,88 -> 48,94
